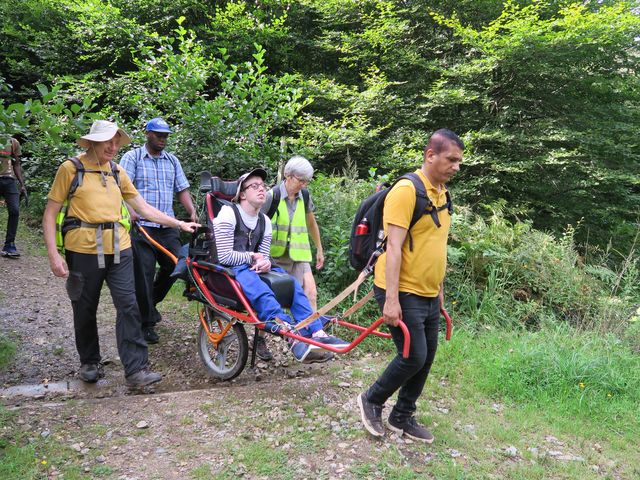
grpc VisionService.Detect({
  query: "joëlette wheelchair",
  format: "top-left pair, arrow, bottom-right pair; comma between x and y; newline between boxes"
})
173,172 -> 411,381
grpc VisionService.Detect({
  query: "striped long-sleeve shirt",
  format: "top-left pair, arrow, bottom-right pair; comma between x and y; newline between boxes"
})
212,204 -> 272,266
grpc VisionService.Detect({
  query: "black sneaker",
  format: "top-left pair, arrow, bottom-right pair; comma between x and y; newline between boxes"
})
357,392 -> 384,437
143,326 -> 159,344
254,336 -> 273,361
79,363 -> 99,383
125,368 -> 162,387
387,416 -> 434,444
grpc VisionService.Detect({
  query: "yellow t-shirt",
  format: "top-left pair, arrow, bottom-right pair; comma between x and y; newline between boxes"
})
374,169 -> 451,297
47,155 -> 139,254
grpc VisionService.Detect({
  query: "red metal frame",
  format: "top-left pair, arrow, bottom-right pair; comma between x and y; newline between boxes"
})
186,257 -> 412,359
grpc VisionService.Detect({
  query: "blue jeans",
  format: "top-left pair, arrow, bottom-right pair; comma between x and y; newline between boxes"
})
366,285 -> 440,423
232,264 -> 323,337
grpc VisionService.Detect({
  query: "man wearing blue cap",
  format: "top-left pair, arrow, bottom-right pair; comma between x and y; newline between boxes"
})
120,118 -> 196,344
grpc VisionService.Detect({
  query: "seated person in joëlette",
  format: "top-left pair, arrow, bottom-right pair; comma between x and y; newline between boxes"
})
211,168 -> 348,363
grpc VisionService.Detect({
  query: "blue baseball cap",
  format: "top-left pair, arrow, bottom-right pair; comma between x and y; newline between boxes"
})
145,117 -> 173,133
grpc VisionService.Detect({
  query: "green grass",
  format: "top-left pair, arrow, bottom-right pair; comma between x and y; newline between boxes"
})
436,324 -> 640,438
0,406 -> 92,480
215,439 -> 292,479
0,334 -> 17,370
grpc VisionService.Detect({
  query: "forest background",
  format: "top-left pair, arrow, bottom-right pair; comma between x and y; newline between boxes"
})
1,1 -> 640,477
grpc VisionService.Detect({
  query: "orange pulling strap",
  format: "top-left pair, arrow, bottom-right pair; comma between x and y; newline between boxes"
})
135,222 -> 178,265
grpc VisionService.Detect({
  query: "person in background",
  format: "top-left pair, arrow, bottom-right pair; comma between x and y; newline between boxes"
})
120,117 -> 196,345
356,129 -> 463,443
0,135 -> 27,258
42,120 -> 199,387
258,156 -> 324,360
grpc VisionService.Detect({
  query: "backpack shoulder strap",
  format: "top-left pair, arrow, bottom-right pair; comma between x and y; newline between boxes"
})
10,138 -> 19,160
265,187 -> 281,219
67,156 -> 84,197
255,213 -> 266,252
109,160 -> 122,189
401,172 -> 430,231
301,188 -> 310,212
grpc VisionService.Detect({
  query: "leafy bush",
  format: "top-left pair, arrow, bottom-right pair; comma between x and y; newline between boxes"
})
447,203 -> 638,335
310,170 -> 373,296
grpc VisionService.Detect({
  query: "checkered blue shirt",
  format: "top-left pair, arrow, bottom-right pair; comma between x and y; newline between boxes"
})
119,145 -> 190,228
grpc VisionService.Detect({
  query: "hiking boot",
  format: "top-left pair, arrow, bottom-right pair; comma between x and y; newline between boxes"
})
303,349 -> 334,364
254,336 -> 273,361
290,340 -> 322,362
79,363 -> 100,383
143,326 -> 159,344
1,243 -> 20,258
357,392 -> 384,437
387,416 -> 434,444
125,368 -> 162,388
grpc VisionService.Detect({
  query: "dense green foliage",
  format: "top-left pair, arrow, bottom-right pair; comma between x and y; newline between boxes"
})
1,0 -> 638,254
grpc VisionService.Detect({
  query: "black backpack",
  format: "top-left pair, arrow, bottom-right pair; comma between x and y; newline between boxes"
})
348,172 -> 452,271
265,186 -> 310,219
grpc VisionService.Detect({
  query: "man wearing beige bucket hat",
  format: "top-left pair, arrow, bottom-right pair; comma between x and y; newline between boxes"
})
42,120 -> 200,388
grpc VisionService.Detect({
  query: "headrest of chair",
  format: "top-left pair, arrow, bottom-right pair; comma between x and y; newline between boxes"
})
198,171 -> 239,200
199,171 -> 213,193
210,177 -> 239,201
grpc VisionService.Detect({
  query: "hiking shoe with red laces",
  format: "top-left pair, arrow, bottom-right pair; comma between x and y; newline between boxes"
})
387,416 -> 434,444
357,392 -> 384,437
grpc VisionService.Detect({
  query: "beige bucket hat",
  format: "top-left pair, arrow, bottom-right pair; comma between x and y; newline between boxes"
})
76,120 -> 131,149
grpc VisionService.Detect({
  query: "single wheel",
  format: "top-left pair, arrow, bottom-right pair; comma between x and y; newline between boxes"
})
197,307 -> 248,380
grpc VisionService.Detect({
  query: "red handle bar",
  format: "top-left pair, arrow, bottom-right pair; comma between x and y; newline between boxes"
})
441,307 -> 452,341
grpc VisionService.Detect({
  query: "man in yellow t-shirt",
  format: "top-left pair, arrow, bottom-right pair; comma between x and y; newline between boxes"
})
357,129 -> 463,444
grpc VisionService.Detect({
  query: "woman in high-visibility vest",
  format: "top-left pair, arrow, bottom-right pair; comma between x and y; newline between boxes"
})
263,156 -> 324,308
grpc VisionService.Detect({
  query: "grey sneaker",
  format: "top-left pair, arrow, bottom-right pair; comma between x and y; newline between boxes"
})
290,340 -> 322,362
357,392 -> 384,437
387,416 -> 434,444
126,368 -> 162,387
79,363 -> 100,383
303,349 -> 333,364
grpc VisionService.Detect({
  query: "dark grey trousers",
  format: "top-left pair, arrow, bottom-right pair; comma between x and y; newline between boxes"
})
0,177 -> 20,245
131,227 -> 181,328
65,249 -> 148,377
